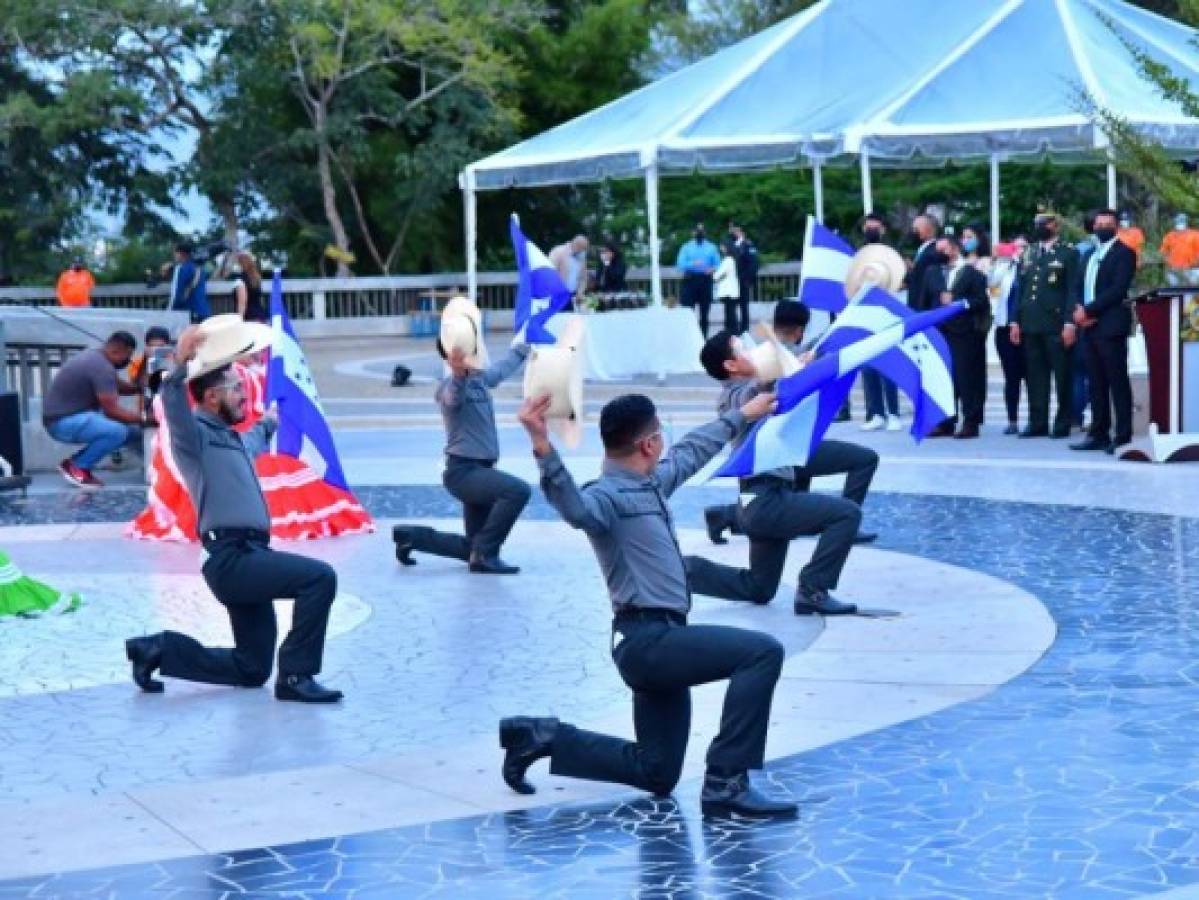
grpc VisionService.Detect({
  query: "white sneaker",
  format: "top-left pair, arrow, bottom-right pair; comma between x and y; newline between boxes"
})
886,415 -> 903,431
860,416 -> 884,432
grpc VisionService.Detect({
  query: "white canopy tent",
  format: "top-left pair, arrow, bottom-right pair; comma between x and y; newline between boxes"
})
462,0 -> 1199,302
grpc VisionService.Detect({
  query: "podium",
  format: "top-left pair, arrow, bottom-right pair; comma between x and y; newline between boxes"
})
1123,288 -> 1199,462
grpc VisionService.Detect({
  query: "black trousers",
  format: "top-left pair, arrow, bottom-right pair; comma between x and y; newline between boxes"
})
681,273 -> 713,337
414,459 -> 530,560
721,297 -> 745,335
1085,332 -> 1133,443
160,538 -> 337,686
688,485 -> 860,604
946,329 -> 988,427
994,325 -> 1025,424
550,613 -> 784,795
1023,331 -> 1073,433
705,439 -> 877,537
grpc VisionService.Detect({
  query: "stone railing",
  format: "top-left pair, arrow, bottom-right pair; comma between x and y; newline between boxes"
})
0,263 -> 804,323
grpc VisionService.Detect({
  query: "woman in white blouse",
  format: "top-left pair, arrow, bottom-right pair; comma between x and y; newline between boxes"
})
713,240 -> 742,334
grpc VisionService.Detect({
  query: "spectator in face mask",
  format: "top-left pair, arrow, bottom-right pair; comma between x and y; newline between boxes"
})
1160,213 -> 1199,286
1117,212 -> 1145,265
676,223 -> 720,337
859,213 -> 901,432
594,242 -> 627,293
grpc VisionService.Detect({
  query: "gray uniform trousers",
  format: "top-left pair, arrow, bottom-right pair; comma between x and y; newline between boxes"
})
412,457 -> 531,560
687,484 -> 861,604
706,439 -> 878,536
549,610 -> 784,796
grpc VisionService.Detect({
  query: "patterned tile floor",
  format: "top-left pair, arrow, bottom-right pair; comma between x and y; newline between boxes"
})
1,485 -> 1196,897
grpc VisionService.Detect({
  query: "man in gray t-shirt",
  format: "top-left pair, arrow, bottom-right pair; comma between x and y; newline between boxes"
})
43,331 -> 145,488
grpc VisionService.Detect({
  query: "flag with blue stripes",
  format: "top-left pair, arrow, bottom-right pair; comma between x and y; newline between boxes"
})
511,215 -> 574,344
716,291 -> 966,477
266,272 -> 350,490
818,289 -> 958,440
798,216 -> 855,313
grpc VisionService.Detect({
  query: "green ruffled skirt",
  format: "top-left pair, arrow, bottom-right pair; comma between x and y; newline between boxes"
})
0,550 -> 81,617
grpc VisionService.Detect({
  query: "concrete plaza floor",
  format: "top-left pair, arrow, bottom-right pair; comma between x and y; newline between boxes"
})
0,334 -> 1196,897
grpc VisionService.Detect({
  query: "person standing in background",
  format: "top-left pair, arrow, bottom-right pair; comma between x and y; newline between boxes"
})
1160,213 -> 1199,286
713,241 -> 741,334
729,223 -> 759,335
859,213 -> 902,432
234,253 -> 267,323
549,236 -> 590,299
169,244 -> 211,323
988,242 -> 1026,435
56,259 -> 95,308
677,223 -> 720,337
594,242 -> 627,293
1117,212 -> 1145,265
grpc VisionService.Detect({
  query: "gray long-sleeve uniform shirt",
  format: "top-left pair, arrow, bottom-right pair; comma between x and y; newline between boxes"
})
719,378 -> 792,484
436,345 -> 529,463
161,367 -> 277,536
537,412 -> 745,616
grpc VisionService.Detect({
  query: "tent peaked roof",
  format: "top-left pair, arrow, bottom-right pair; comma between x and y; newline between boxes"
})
468,0 -> 1199,190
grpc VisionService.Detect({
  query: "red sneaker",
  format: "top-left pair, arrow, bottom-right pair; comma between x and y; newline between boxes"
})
58,459 -> 102,489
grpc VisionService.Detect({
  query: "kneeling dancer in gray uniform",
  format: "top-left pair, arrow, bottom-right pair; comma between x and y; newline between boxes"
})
124,326 -> 342,703
393,341 -> 531,574
686,330 -> 862,615
500,391 -> 798,819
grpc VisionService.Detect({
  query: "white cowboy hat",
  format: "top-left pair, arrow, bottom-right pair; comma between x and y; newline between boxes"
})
523,317 -> 586,448
845,244 -> 906,299
439,295 -> 489,369
744,324 -> 801,382
186,314 -> 273,380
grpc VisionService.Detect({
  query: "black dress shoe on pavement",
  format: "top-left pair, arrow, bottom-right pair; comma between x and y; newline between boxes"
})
704,507 -> 729,545
953,424 -> 979,439
794,589 -> 858,616
275,675 -> 343,703
852,531 -> 878,545
1050,426 -> 1070,439
499,716 -> 559,795
469,553 -> 520,575
700,772 -> 798,820
1018,427 -> 1049,438
1070,437 -> 1109,451
393,525 -> 419,566
928,423 -> 955,438
1004,423 -> 1018,435
125,634 -> 165,693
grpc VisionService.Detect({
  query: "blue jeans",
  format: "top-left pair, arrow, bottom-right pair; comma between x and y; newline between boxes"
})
1071,332 -> 1090,424
46,411 -> 139,471
863,367 -> 899,418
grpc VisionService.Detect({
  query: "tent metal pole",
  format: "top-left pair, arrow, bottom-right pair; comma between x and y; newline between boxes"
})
860,150 -> 873,215
990,153 -> 1001,242
645,163 -> 663,307
813,162 -> 825,222
1106,161 -> 1118,209
462,169 -> 478,301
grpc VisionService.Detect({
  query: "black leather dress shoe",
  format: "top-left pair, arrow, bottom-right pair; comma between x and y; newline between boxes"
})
125,634 -> 165,693
953,424 -> 980,439
700,772 -> 798,820
469,554 -> 520,575
499,716 -> 558,794
704,507 -> 729,545
928,423 -> 955,438
275,675 -> 343,703
794,589 -> 858,616
852,531 -> 878,545
393,525 -> 419,566
1070,437 -> 1109,451
1018,427 -> 1049,438
1004,423 -> 1019,435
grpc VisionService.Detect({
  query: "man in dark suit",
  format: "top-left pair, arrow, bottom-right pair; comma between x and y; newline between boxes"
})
904,214 -> 941,311
1069,209 -> 1137,453
918,237 -> 991,437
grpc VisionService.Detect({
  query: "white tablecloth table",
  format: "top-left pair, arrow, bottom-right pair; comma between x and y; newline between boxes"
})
548,307 -> 705,381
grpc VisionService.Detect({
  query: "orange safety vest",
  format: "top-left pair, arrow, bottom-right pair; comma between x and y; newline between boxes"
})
56,269 -> 95,307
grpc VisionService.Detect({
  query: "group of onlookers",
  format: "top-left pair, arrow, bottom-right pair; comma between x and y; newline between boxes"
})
675,222 -> 759,337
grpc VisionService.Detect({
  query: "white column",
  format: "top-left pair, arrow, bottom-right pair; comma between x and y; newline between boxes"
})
860,150 -> 873,215
461,169 -> 478,301
813,162 -> 825,222
990,153 -> 1001,242
1107,161 -> 1118,209
645,163 -> 663,307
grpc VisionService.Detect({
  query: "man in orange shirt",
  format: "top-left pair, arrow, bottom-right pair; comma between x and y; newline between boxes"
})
56,260 -> 95,307
1160,213 -> 1199,286
1117,212 -> 1145,265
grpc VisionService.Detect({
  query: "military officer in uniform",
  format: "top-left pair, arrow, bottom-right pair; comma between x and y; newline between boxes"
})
499,391 -> 800,819
1012,212 -> 1080,438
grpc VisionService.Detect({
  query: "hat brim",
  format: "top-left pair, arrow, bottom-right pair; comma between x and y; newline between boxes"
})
186,322 -> 273,380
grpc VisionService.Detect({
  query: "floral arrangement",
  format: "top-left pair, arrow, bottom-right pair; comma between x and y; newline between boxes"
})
581,291 -> 651,312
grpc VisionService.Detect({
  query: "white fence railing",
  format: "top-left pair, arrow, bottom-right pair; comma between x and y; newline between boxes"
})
0,263 -> 804,321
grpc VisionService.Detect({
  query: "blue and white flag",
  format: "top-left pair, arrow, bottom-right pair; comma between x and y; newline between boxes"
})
266,272 -> 350,491
716,292 -> 966,477
511,215 -> 574,344
799,216 -> 855,313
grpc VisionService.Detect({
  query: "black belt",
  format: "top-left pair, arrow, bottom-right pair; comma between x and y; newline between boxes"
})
446,454 -> 495,468
202,528 -> 269,548
614,607 -> 686,627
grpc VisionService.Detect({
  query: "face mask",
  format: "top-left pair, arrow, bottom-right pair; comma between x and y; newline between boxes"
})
1176,217 -> 1188,231
932,251 -> 951,266
694,230 -> 705,241
909,229 -> 923,242
863,227 -> 882,243
1034,223 -> 1054,242
962,237 -> 978,254
1094,227 -> 1116,244
1119,219 -> 1131,229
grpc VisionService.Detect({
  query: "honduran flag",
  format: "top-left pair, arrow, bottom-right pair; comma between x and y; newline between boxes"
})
798,216 -> 855,313
511,214 -> 574,344
266,272 -> 350,491
716,291 -> 966,477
